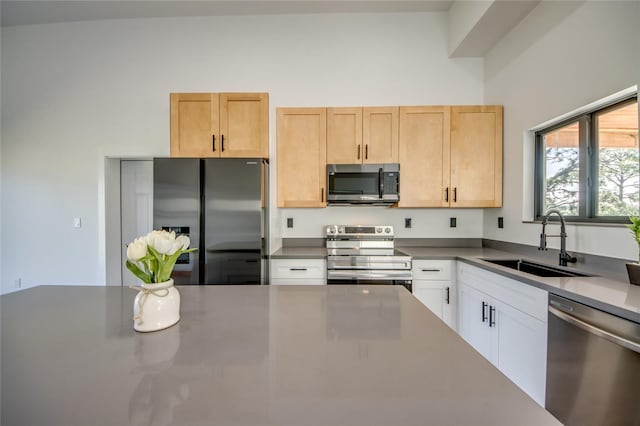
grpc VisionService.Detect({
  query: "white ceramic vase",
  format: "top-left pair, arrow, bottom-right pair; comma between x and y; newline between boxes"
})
133,279 -> 180,332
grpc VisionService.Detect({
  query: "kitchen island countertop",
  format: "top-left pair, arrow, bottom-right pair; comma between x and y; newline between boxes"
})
1,285 -> 560,426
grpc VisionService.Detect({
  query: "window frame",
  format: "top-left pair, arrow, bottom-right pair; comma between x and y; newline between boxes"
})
534,95 -> 638,223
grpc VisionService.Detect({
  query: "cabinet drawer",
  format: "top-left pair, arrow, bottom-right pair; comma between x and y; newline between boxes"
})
412,260 -> 453,280
271,259 -> 326,280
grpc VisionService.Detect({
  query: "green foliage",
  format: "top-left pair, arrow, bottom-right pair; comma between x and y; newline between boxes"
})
545,147 -> 639,217
626,216 -> 640,263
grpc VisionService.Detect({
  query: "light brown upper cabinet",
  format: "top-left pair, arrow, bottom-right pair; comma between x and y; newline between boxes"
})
399,105 -> 502,208
277,108 -> 327,208
363,107 -> 399,163
326,107 -> 398,164
449,106 -> 503,207
398,106 -> 450,207
170,92 -> 269,158
326,108 -> 362,164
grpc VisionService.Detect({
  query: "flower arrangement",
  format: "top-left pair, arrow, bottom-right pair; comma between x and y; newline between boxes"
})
626,216 -> 640,263
126,230 -> 197,284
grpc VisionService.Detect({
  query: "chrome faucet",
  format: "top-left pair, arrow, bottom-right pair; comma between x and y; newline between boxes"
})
538,210 -> 577,267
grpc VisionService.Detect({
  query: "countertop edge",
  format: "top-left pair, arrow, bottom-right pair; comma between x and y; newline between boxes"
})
269,246 -> 640,324
457,257 -> 640,324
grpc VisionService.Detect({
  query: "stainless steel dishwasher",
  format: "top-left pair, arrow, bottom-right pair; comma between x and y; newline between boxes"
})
546,294 -> 640,425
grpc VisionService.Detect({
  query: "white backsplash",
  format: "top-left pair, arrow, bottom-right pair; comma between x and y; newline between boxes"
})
278,207 -> 484,239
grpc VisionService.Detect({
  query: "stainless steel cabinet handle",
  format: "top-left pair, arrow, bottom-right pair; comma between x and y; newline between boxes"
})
489,305 -> 496,327
421,268 -> 442,272
549,306 -> 640,354
482,301 -> 488,322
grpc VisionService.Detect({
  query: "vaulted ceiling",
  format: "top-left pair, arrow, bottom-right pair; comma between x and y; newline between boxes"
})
1,0 -> 541,58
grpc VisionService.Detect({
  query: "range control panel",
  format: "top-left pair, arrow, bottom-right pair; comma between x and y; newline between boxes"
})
325,225 -> 394,238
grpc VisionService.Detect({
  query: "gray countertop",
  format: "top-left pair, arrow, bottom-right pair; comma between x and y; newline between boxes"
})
1,285 -> 560,426
271,246 -> 327,258
271,245 -> 640,323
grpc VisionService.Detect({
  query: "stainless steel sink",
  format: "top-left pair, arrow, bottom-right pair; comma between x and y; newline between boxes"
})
481,258 -> 592,278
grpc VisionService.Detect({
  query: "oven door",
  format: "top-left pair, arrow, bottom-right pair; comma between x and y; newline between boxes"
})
327,269 -> 412,292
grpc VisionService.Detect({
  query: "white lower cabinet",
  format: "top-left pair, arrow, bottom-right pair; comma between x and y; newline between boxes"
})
457,262 -> 548,406
412,260 -> 456,331
270,258 -> 327,285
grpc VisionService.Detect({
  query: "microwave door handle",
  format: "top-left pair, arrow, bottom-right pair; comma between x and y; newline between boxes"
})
379,168 -> 384,199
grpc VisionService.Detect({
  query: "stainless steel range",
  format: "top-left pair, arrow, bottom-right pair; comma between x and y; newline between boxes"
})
325,225 -> 412,291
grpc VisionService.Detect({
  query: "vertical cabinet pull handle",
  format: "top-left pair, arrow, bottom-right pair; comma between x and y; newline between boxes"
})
445,287 -> 450,304
221,134 -> 225,152
445,187 -> 449,202
365,144 -> 369,159
482,301 -> 488,322
489,306 -> 496,327
321,187 -> 325,202
453,187 -> 457,202
212,135 -> 216,151
357,145 -> 361,159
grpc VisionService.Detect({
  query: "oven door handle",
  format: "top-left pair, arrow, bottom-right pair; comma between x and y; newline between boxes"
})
549,305 -> 640,354
327,271 -> 412,280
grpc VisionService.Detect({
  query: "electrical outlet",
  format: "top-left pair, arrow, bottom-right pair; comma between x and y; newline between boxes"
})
405,218 -> 412,228
287,218 -> 294,228
73,217 -> 82,229
450,217 -> 457,228
498,217 -> 504,228
15,278 -> 21,289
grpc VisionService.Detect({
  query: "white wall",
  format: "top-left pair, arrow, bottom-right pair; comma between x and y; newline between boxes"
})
483,1 -> 640,260
1,12 -> 485,293
281,208 -> 483,239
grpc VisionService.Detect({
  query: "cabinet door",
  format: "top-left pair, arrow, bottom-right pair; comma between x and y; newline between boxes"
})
326,108 -> 362,164
494,299 -> 547,405
459,283 -> 495,363
276,108 -> 327,207
412,280 -> 445,319
219,93 -> 269,158
170,93 -> 219,157
450,106 -> 503,207
363,107 -> 398,164
398,106 -> 450,207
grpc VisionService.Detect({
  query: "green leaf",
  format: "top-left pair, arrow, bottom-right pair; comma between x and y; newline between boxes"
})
157,249 -> 184,283
126,260 -> 152,283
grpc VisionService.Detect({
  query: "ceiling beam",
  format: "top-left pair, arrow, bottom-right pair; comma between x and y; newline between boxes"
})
448,0 -> 540,58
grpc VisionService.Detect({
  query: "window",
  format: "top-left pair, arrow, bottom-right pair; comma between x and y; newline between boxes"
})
535,96 -> 638,222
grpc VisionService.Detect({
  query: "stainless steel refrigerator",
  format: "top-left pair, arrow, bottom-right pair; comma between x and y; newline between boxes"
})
153,158 -> 268,285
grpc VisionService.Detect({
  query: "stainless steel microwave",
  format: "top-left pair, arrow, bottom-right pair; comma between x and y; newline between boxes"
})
327,163 -> 400,205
